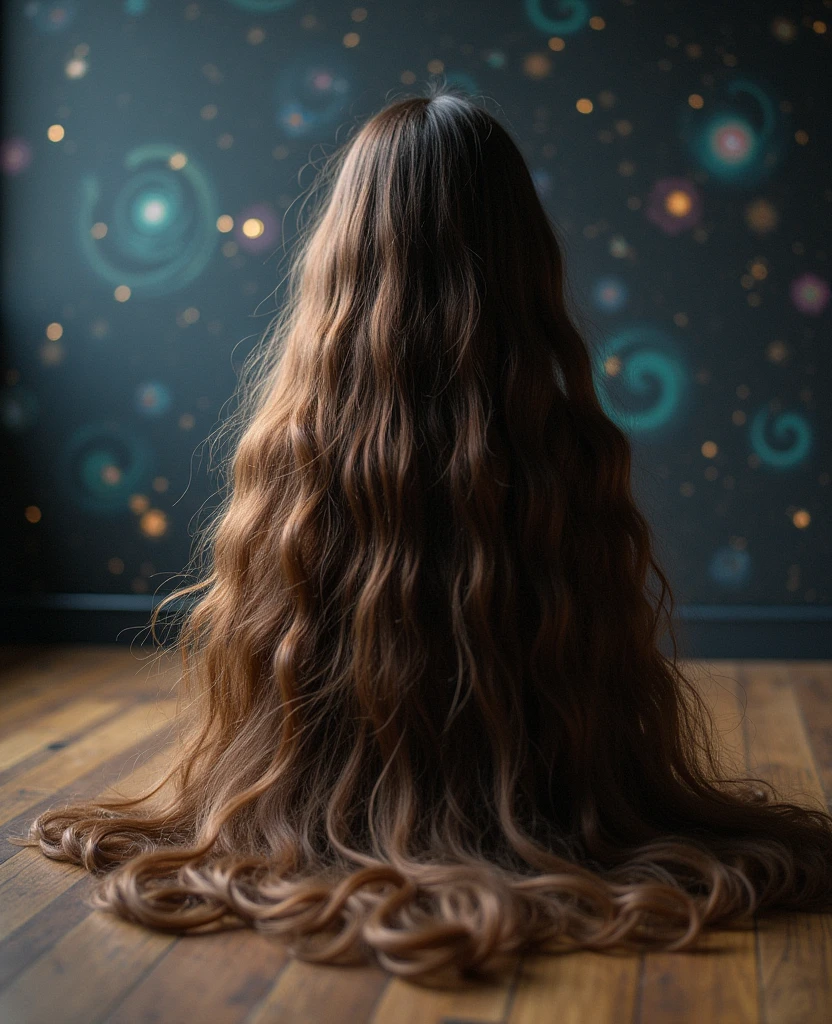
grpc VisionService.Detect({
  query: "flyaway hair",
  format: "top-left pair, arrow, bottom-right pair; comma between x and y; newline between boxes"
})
15,87 -> 832,983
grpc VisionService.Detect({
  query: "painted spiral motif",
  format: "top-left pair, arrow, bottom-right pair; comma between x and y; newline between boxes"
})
749,406 -> 812,469
679,77 -> 785,186
60,422 -> 154,514
79,144 -> 219,297
593,326 -> 687,436
524,0 -> 590,34
274,50 -> 353,138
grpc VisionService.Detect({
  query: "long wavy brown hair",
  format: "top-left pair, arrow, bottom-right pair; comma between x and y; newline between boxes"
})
15,88 -> 832,982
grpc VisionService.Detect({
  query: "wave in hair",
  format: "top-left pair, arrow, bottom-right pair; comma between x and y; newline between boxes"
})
15,87 -> 832,983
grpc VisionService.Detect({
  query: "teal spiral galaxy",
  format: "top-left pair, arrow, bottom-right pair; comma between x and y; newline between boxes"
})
749,406 -> 812,469
593,327 -> 687,436
681,77 -> 783,185
79,144 -> 219,296
60,422 -> 154,514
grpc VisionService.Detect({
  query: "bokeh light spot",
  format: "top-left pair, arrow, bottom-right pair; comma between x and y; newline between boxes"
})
140,508 -> 168,537
665,190 -> 692,217
242,218 -> 265,239
129,494 -> 150,514
65,58 -> 87,79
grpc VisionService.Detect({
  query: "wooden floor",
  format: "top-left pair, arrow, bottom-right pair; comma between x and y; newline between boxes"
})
0,648 -> 830,1024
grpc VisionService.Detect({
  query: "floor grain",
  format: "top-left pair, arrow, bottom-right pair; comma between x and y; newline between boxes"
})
0,648 -> 829,1024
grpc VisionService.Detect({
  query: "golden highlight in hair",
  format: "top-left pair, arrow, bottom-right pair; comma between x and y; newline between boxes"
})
15,88 -> 832,983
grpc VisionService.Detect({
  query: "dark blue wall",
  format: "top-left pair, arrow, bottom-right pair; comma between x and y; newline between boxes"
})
1,1 -> 830,651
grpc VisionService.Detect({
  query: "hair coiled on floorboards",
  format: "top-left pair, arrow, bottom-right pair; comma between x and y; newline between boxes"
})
14,86 -> 832,985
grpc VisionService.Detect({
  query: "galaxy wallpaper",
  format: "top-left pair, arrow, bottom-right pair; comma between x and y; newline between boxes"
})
1,0 -> 830,618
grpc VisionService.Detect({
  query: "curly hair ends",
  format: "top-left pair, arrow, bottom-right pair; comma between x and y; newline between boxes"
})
13,86 -> 832,984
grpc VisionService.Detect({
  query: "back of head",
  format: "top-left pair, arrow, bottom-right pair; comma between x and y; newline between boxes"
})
24,87 -> 832,985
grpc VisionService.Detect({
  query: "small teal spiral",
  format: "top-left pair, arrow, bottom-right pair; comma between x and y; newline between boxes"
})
749,406 -> 812,469
594,327 -> 686,435
60,422 -> 154,513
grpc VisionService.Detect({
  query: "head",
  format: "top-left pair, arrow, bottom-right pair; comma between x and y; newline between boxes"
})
24,88 -> 832,981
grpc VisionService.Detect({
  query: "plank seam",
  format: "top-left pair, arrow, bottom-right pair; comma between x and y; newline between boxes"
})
98,936 -> 185,1024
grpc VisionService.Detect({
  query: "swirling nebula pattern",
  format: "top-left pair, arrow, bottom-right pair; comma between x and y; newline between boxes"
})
749,406 -> 812,470
78,144 -> 219,296
679,78 -> 785,186
524,0 -> 590,35
593,327 -> 687,436
60,422 -> 154,513
275,51 -> 352,137
4,0 -> 828,604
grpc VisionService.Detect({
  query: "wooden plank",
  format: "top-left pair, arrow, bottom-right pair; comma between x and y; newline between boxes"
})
248,959 -> 388,1024
756,913 -> 832,1024
507,949 -> 639,1024
0,848 -> 84,942
0,873 -> 95,991
0,727 -> 176,866
0,646 -> 125,701
0,648 -> 136,737
790,663 -> 832,811
0,742 -> 177,940
0,699 -> 177,825
637,661 -> 760,1023
738,663 -> 832,1024
638,928 -> 758,1024
739,664 -> 827,813
0,698 -> 123,772
371,967 -> 515,1024
108,931 -> 290,1024
0,908 -> 175,1023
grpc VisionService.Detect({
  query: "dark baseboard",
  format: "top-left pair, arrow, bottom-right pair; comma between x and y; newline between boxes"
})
0,595 -> 829,658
